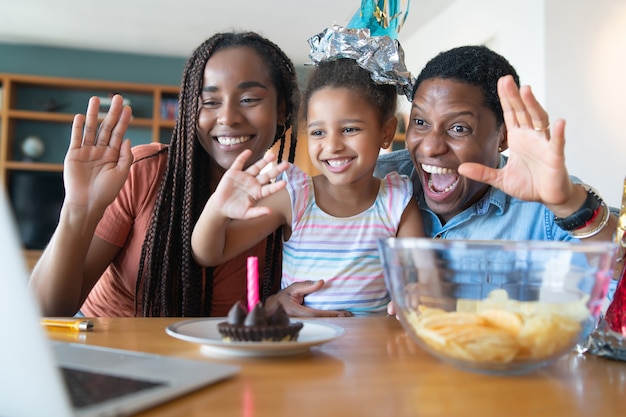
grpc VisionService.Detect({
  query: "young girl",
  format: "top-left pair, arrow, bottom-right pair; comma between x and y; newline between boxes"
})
30,32 -> 300,317
192,49 -> 424,316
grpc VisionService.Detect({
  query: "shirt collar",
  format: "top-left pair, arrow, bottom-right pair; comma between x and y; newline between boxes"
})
479,154 -> 509,216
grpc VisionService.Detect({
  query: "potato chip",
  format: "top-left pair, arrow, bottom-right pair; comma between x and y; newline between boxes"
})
518,314 -> 580,358
457,289 -> 521,313
462,333 -> 519,363
479,309 -> 523,335
417,311 -> 483,329
406,289 -> 587,364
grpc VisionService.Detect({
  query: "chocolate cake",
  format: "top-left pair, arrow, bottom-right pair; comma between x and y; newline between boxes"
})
218,302 -> 303,342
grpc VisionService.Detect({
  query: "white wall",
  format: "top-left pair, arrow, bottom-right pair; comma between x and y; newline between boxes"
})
400,0 -> 624,208
546,0 -> 626,208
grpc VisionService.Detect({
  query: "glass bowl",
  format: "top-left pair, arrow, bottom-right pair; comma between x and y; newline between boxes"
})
378,238 -> 617,375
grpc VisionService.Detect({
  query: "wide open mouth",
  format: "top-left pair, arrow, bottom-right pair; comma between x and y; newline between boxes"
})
421,163 -> 460,194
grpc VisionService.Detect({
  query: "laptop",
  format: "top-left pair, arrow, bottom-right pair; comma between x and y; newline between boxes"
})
0,189 -> 239,417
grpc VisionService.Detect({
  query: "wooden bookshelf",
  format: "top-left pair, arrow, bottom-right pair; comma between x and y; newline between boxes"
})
0,73 -> 179,269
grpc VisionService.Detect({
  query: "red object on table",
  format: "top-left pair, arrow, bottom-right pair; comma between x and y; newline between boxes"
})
606,266 -> 626,336
247,256 -> 259,312
606,176 -> 626,336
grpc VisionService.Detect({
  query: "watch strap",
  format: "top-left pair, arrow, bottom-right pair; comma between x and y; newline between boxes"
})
554,185 -> 603,231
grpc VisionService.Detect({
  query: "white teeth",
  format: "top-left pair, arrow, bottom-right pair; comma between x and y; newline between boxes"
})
421,164 -> 455,175
326,159 -> 351,167
216,136 -> 251,145
422,163 -> 459,193
427,178 -> 458,193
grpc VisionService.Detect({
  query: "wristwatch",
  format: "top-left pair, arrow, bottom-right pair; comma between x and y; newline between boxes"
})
554,184 -> 603,231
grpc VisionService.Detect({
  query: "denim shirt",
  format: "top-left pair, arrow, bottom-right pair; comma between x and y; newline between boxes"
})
375,149 -> 574,241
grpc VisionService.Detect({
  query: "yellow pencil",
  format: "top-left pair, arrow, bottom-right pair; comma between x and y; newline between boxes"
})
41,318 -> 94,332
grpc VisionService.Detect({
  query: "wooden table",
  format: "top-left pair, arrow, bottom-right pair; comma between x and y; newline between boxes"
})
49,317 -> 625,417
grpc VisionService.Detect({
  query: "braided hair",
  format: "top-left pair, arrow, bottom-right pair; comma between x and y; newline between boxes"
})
136,32 -> 300,316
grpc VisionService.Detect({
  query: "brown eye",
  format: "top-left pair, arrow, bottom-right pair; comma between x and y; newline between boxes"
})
451,124 -> 471,133
410,119 -> 427,130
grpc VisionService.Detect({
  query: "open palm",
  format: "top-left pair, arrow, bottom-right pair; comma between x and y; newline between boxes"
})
211,149 -> 288,220
459,75 -> 574,207
63,95 -> 134,211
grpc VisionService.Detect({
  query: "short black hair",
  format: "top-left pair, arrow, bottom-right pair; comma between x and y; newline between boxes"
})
413,45 -> 520,126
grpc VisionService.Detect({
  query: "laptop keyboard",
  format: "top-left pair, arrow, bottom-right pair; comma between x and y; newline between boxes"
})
60,367 -> 164,408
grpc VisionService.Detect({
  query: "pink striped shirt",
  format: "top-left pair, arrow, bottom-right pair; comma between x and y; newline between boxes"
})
281,164 -> 412,315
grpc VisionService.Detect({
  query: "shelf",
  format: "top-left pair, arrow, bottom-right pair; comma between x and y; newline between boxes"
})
8,109 -> 155,127
4,72 -> 180,94
23,249 -> 42,271
159,119 -> 176,129
8,109 -> 74,122
0,72 -> 180,267
5,161 -> 64,172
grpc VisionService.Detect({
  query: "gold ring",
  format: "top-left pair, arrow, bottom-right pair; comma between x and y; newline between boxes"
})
534,124 -> 550,132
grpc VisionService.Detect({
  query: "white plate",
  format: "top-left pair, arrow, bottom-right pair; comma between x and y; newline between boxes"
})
166,318 -> 345,358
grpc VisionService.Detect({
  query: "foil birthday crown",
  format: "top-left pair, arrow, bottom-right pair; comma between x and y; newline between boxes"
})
307,25 -> 414,101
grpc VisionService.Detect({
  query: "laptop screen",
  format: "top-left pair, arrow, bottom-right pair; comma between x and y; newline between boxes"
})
61,367 -> 164,409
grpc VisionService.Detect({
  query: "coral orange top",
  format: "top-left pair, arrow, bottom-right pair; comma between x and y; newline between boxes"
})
81,143 -> 271,317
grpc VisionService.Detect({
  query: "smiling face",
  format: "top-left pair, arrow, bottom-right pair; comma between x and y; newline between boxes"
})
307,87 -> 395,187
405,78 -> 506,222
196,46 -> 281,171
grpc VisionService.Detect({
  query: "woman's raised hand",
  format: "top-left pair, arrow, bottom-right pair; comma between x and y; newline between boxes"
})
64,95 -> 134,212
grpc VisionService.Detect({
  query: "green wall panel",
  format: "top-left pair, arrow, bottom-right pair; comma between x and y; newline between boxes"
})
0,43 -> 186,85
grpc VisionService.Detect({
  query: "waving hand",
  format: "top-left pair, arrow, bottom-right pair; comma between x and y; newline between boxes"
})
458,75 -> 575,207
211,149 -> 289,220
63,95 -> 134,211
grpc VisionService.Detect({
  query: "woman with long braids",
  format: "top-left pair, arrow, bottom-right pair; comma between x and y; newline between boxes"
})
30,32 -> 302,317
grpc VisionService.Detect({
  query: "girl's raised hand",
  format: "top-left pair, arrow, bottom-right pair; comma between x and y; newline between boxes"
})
212,149 -> 289,220
63,95 -> 134,212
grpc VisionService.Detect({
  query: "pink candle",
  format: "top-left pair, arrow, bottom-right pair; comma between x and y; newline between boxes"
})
247,256 -> 259,312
